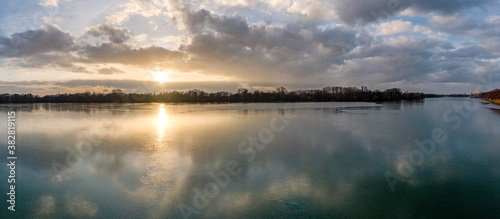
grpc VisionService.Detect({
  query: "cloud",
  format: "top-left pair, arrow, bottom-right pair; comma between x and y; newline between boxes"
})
411,0 -> 496,14
6,53 -> 82,72
0,24 -> 74,57
379,20 -> 413,35
375,20 -> 444,39
437,15 -> 500,59
449,45 -> 499,59
286,0 -> 337,22
187,0 -> 494,24
332,0 -> 410,25
165,0 -> 496,25
84,23 -> 132,44
183,9 -> 250,37
134,33 -> 148,42
0,80 -> 52,86
339,36 -> 454,84
53,79 -> 241,93
68,66 -> 92,73
429,14 -> 478,35
0,24 -> 186,74
425,59 -> 500,84
0,23 -> 185,69
105,0 -> 163,25
39,0 -> 59,7
97,67 -> 125,75
79,43 -> 185,67
177,8 -> 367,83
0,79 -> 240,95
332,0 -> 495,24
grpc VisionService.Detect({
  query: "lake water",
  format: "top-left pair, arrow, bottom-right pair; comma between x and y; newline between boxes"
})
1,98 -> 499,218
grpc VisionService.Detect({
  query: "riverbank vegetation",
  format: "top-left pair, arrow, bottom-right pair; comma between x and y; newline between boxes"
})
473,89 -> 500,105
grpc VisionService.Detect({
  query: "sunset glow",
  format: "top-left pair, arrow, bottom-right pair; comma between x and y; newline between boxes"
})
154,71 -> 171,83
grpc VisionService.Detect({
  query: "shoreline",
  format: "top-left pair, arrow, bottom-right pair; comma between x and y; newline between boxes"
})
480,98 -> 500,106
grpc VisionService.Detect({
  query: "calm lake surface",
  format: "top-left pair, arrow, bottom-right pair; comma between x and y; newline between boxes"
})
1,98 -> 499,218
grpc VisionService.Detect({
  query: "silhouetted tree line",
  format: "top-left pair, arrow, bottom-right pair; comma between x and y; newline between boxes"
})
425,94 -> 470,98
473,89 -> 500,100
0,87 -> 424,103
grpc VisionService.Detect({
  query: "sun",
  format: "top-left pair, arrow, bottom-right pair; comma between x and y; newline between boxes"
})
153,71 -> 171,83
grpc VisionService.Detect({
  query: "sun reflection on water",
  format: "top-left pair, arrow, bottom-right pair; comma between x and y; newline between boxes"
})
157,104 -> 168,142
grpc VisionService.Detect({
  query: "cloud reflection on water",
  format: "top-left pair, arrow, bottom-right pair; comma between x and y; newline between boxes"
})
0,100 -> 499,218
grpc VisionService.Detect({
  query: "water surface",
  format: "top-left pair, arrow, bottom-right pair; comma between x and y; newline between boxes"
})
1,98 -> 499,218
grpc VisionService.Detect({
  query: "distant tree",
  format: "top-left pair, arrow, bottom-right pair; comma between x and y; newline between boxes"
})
276,86 -> 287,94
237,88 -> 249,102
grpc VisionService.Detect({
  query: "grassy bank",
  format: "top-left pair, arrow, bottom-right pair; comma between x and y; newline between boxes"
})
473,89 -> 500,105
482,98 -> 500,105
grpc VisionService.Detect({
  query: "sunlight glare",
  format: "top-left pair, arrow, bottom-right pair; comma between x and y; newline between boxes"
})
154,71 -> 171,83
157,106 -> 168,142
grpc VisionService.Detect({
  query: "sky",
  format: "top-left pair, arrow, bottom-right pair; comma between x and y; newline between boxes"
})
0,0 -> 499,95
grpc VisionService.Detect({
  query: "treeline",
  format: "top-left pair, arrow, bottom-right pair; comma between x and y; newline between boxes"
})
0,86 -> 424,103
425,94 -> 470,98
